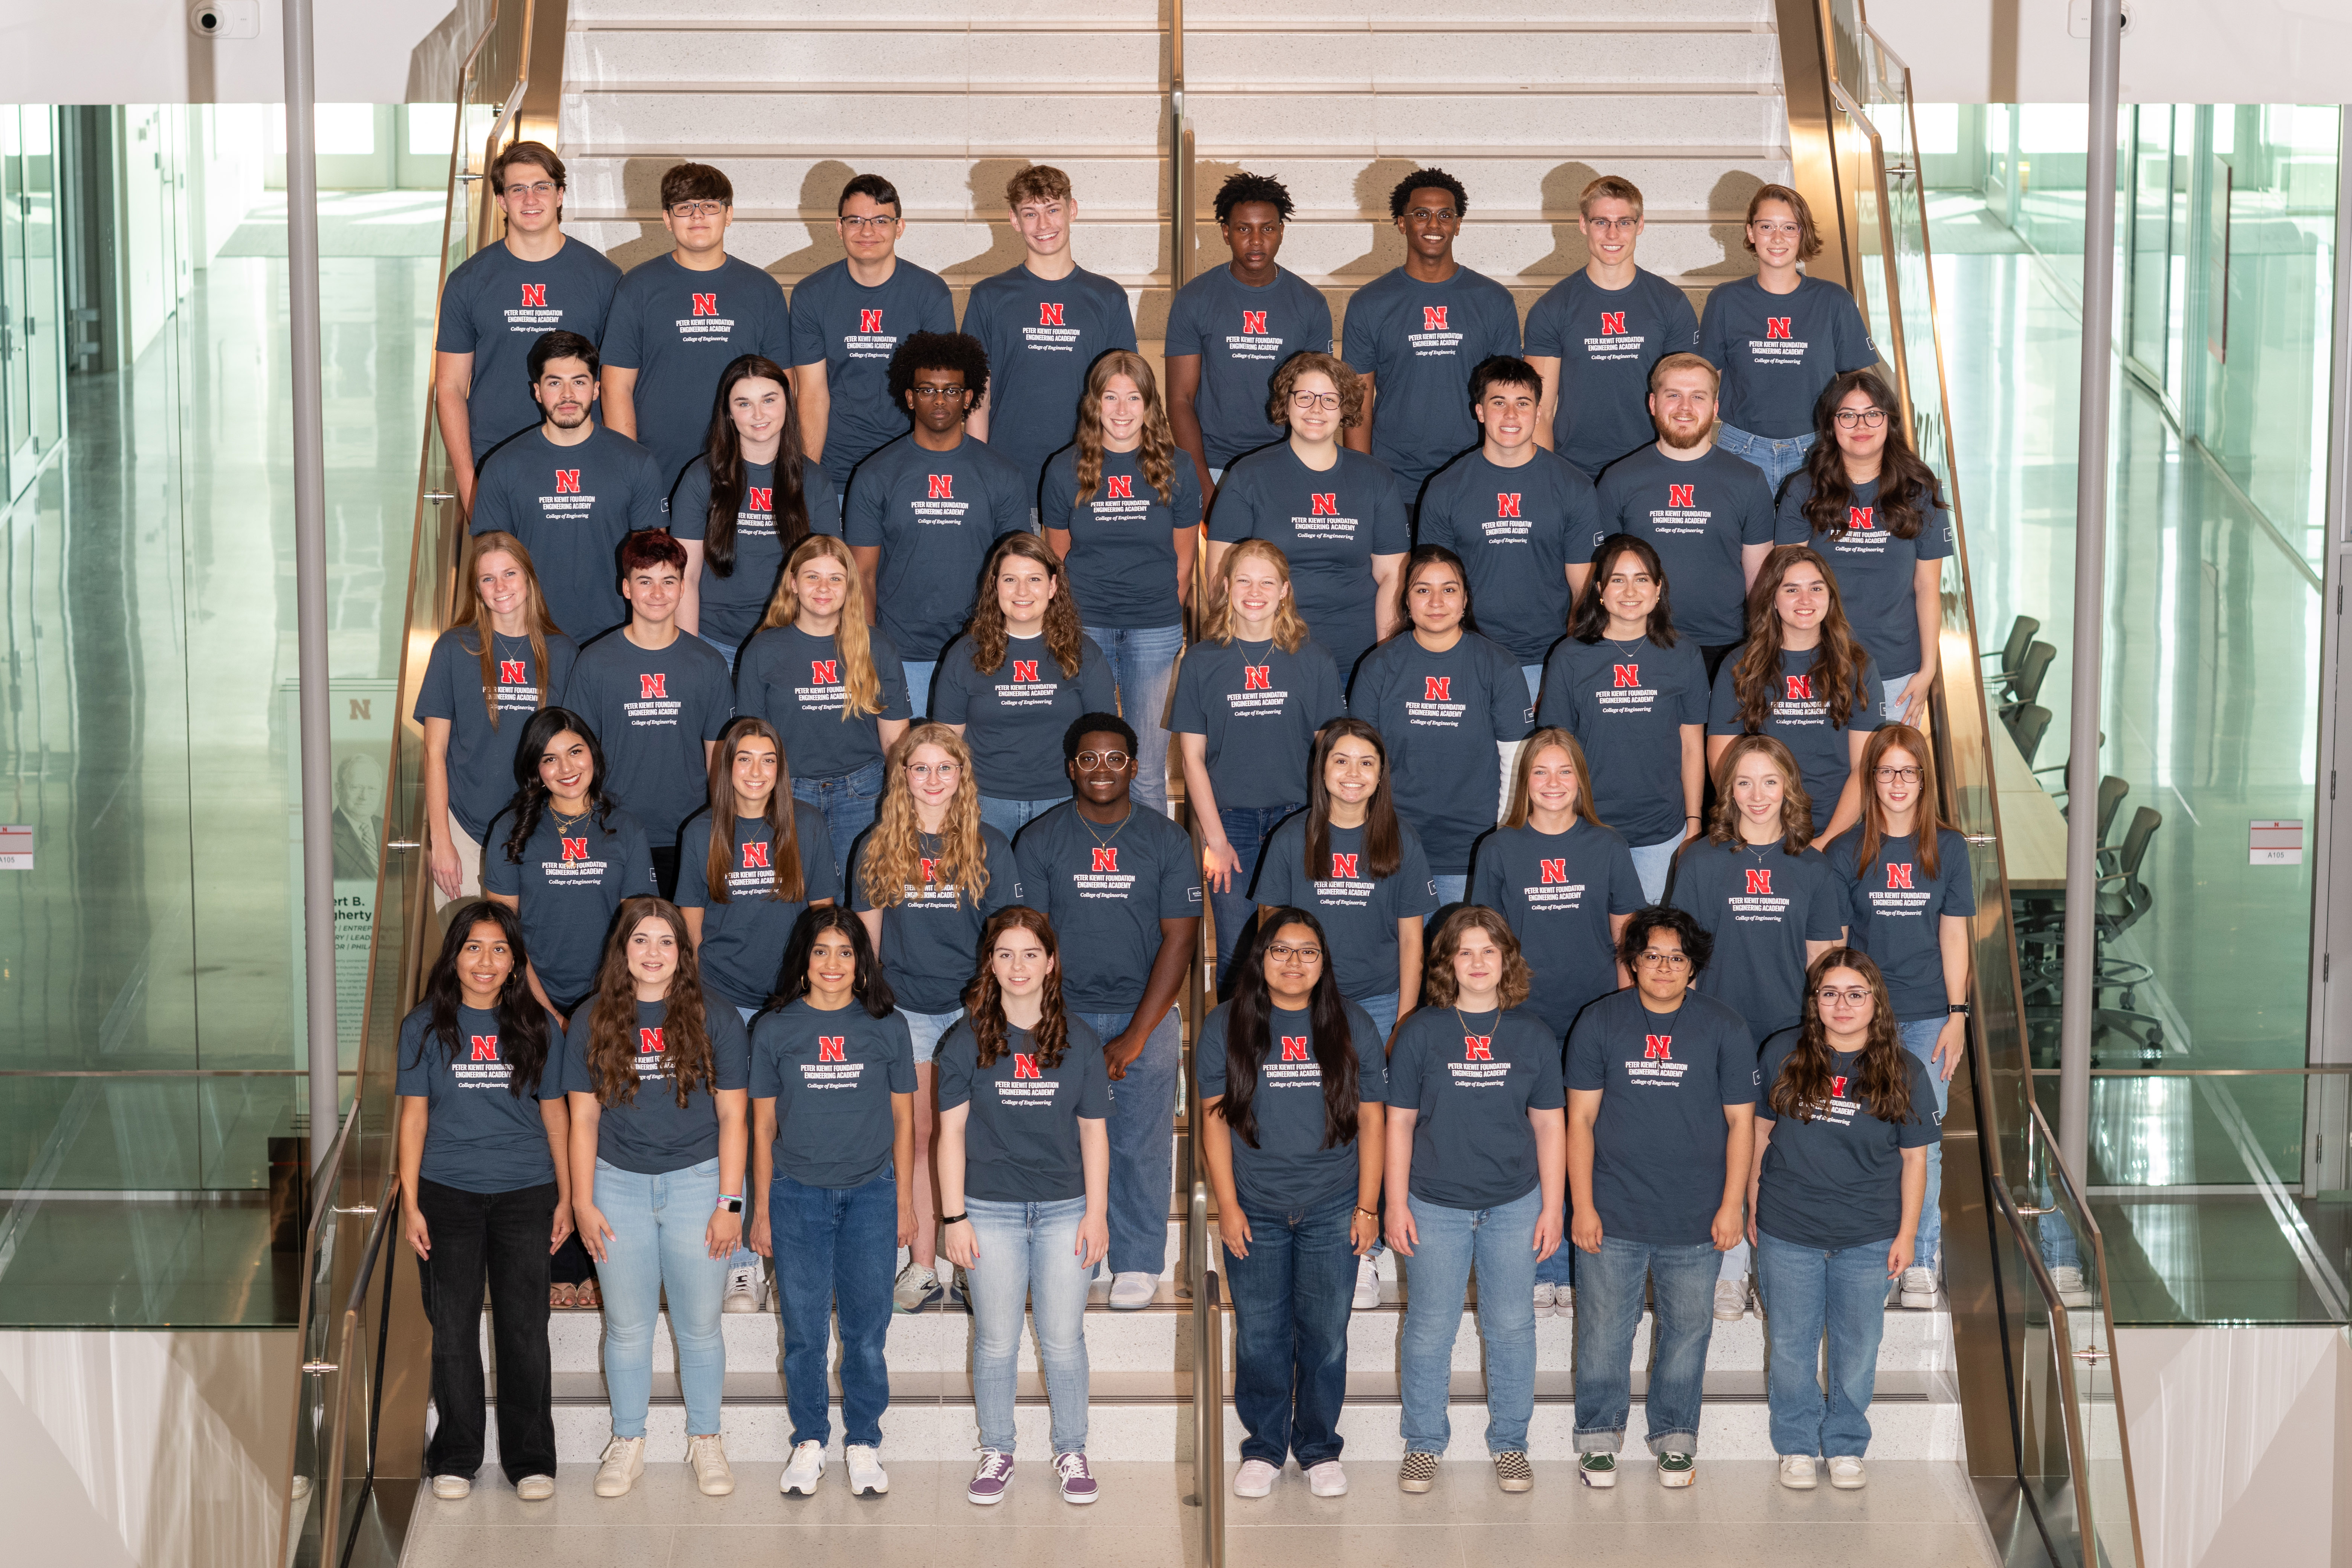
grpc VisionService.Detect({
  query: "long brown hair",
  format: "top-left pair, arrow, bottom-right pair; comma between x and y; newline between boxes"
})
1731,545 -> 1867,731
1073,349 -> 1178,506
1767,947 -> 1915,1124
1707,733 -> 1815,853
967,531 -> 1085,676
757,534 -> 885,720
1799,366 -> 1947,541
860,723 -> 991,909
963,906 -> 1073,1070
1568,533 -> 1678,647
453,531 -> 560,724
1305,717 -> 1403,881
701,715 -> 805,904
583,897 -> 716,1110
1852,723 -> 1950,883
1206,538 -> 1311,652
1421,905 -> 1534,1010
697,354 -> 812,576
1503,729 -> 1605,831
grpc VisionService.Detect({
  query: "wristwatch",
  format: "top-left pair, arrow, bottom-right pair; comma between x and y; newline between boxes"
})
714,1193 -> 743,1214
1947,1003 -> 1972,1018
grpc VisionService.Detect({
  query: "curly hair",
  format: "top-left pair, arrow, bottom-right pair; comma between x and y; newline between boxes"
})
1730,545 -> 1868,731
888,331 -> 989,413
1618,905 -> 1712,978
1707,733 -> 1816,853
1852,723 -> 1952,883
1768,948 -> 1916,1124
1214,170 -> 1295,224
452,530 -> 561,723
1421,905 -> 1533,1010
1503,729 -> 1605,832
1071,349 -> 1178,506
582,897 -> 716,1110
757,534 -> 887,720
1745,183 -> 1824,261
1206,538 -> 1311,653
1799,367 -> 1947,542
963,906 -> 1073,1071
696,355 -> 812,577
966,530 -> 1086,677
700,715 -> 805,905
1389,166 -> 1469,220
860,723 -> 992,909
1005,164 -> 1073,209
1568,533 -> 1680,647
1266,351 -> 1366,432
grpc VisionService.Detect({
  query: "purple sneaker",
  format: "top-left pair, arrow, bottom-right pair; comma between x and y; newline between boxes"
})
967,1449 -> 1013,1505
1055,1450 -> 1099,1504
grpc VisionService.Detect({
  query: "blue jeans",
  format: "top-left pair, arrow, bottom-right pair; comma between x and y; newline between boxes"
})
1521,663 -> 1543,706
979,793 -> 1068,839
1757,1228 -> 1893,1458
1224,1187 -> 1358,1466
1084,622 -> 1184,816
1078,1006 -> 1181,1278
771,1169 -> 898,1447
1398,1184 -> 1542,1455
1573,1235 -> 1722,1453
1210,801 -> 1300,988
1628,834 -> 1680,905
1350,989 -> 1398,1044
1429,874 -> 1467,916
794,759 -> 886,883
1897,1016 -> 1949,1269
899,1007 -> 961,1066
696,630 -> 741,672
1714,423 -> 1817,495
1881,672 -> 1919,724
966,1195 -> 1092,1454
903,659 -> 936,720
594,1155 -> 726,1438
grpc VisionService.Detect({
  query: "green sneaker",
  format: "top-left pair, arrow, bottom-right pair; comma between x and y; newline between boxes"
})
1657,1452 -> 1696,1489
1577,1452 -> 1618,1489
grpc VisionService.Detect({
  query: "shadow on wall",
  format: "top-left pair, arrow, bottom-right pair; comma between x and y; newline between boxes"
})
1696,168 -> 1770,280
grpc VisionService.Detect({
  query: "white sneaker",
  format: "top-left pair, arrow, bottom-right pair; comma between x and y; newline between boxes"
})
1899,1266 -> 1938,1309
1109,1271 -> 1158,1310
1828,1456 -> 1867,1490
1555,1285 -> 1574,1316
723,1263 -> 763,1313
1532,1281 -> 1556,1318
1353,1256 -> 1381,1310
2049,1264 -> 2096,1308
845,1443 -> 889,1496
893,1261 -> 942,1312
1307,1459 -> 1348,1497
1778,1453 -> 1818,1491
515,1475 -> 555,1502
593,1435 -> 645,1498
1713,1279 -> 1747,1320
780,1439 -> 825,1496
430,1474 -> 470,1500
689,1433 -> 735,1496
1233,1458 -> 1279,1498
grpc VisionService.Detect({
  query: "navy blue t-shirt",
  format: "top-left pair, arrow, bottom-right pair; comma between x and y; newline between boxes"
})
601,254 -> 795,484
481,804 -> 658,1007
1592,443 -> 1778,646
1824,827 -> 1976,1021
1207,443 -> 1411,680
842,432 -> 1033,662
1253,816 -> 1438,1003
1523,267 -> 1699,477
733,622 -> 912,781
666,456 -> 843,651
471,424 -> 667,643
1565,987 -> 1754,1245
749,998 -> 917,1189
1346,630 -> 1531,874
394,1002 -> 564,1192
1164,265 -> 1335,467
1197,999 -> 1385,1213
847,827 -> 1024,1014
787,257 -> 957,490
674,802 -> 842,1010
559,996 -> 752,1175
436,236 -> 623,458
413,628 -> 579,842
1468,820 -> 1645,1038
1040,444 -> 1204,629
1415,449 -> 1602,663
1696,274 -> 1877,440
1665,840 -> 1847,1040
1166,636 -> 1344,809
1536,635 -> 1709,848
1013,801 -> 1201,1012
1754,1030 -> 1939,1249
564,628 -> 736,843
962,263 -> 1139,493
1774,472 -> 1954,677
1384,1004 -> 1564,1210
935,1016 -> 1113,1203
931,632 -> 1119,801
1342,264 -> 1523,490
1707,645 -> 1880,834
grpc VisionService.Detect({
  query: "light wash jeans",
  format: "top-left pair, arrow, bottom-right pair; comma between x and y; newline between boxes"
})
1573,1235 -> 1723,1454
903,659 -> 936,720
979,794 -> 1069,839
1077,1005 -> 1181,1279
966,1194 -> 1093,1454
1398,1184 -> 1542,1455
1881,671 -> 1919,724
1521,663 -> 1543,706
1628,834 -> 1681,905
1083,622 -> 1184,815
1429,874 -> 1467,915
1350,989 -> 1399,1044
594,1155 -> 727,1438
1897,1015 -> 1949,1270
695,630 -> 741,672
1757,1227 -> 1894,1458
794,758 -> 886,884
1714,423 -> 1817,495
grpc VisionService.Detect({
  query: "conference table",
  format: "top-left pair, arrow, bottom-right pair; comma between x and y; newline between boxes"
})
1986,718 -> 2069,893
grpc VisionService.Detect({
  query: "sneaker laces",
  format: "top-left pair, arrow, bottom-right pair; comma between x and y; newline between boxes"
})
975,1449 -> 1013,1481
1055,1451 -> 1093,1479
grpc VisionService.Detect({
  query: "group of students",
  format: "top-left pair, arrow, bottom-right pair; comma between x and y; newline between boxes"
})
394,139 -> 1978,1511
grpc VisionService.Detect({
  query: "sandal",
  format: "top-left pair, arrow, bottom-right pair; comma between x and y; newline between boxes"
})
550,1281 -> 578,1310
577,1277 -> 602,1310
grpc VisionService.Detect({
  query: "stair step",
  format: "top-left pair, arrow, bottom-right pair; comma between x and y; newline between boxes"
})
1186,92 -> 1787,153
562,89 -> 1169,155
562,152 -> 1166,217
573,0 -> 1164,24
568,30 -> 1162,88
1185,154 -> 1793,216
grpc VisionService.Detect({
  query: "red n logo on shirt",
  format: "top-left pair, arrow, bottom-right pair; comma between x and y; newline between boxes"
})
1241,310 -> 1268,335
811,659 -> 840,685
1424,676 -> 1451,701
640,673 -> 668,700
692,293 -> 718,317
1330,853 -> 1360,879
746,486 -> 772,512
1309,493 -> 1338,516
521,284 -> 547,308
1012,659 -> 1040,683
1765,317 -> 1793,339
499,659 -> 528,685
928,474 -> 954,500
1497,492 -> 1522,518
1106,475 -> 1134,500
1831,1074 -> 1851,1099
1668,484 -> 1695,509
1039,303 -> 1065,327
818,1036 -> 847,1062
1849,506 -> 1875,531
1539,858 -> 1568,883
470,1035 -> 500,1061
1279,1036 -> 1312,1062
918,857 -> 939,885
1091,847 -> 1119,873
860,308 -> 883,334
1423,306 -> 1449,332
639,1028 -> 665,1055
1886,862 -> 1914,889
1242,665 -> 1272,691
1643,1034 -> 1673,1061
1745,868 -> 1774,896
741,840 -> 770,870
1784,674 -> 1814,702
1612,663 -> 1640,688
1599,311 -> 1627,335
1013,1053 -> 1042,1079
555,470 -> 581,494
1463,1035 -> 1494,1061
560,837 -> 589,862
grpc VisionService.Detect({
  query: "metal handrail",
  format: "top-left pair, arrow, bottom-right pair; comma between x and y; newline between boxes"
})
1189,1179 -> 1224,1568
315,1173 -> 403,1568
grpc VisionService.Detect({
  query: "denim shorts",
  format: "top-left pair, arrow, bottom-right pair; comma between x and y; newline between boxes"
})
900,1007 -> 963,1065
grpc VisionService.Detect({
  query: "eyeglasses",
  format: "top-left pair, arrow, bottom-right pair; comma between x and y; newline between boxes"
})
911,384 -> 970,400
905,761 -> 960,781
1268,943 -> 1323,963
1403,208 -> 1459,223
1584,215 -> 1640,234
1815,986 -> 1874,1007
1290,391 -> 1341,411
1074,750 -> 1132,771
669,200 -> 728,220
504,180 -> 558,198
839,214 -> 900,232
1635,950 -> 1691,970
1874,765 -> 1923,783
1834,407 -> 1889,429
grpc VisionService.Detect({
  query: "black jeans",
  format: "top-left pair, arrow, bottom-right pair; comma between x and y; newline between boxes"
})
650,844 -> 681,901
416,1177 -> 559,1482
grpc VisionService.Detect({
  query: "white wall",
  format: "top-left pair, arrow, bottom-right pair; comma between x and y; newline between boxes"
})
1870,0 -> 2352,104
0,0 -> 460,105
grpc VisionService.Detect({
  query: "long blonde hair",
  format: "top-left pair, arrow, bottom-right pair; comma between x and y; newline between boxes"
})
967,531 -> 1085,676
859,723 -> 992,909
1073,350 -> 1178,506
1207,538 -> 1310,653
1503,728 -> 1606,832
758,533 -> 885,721
452,531 -> 560,727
